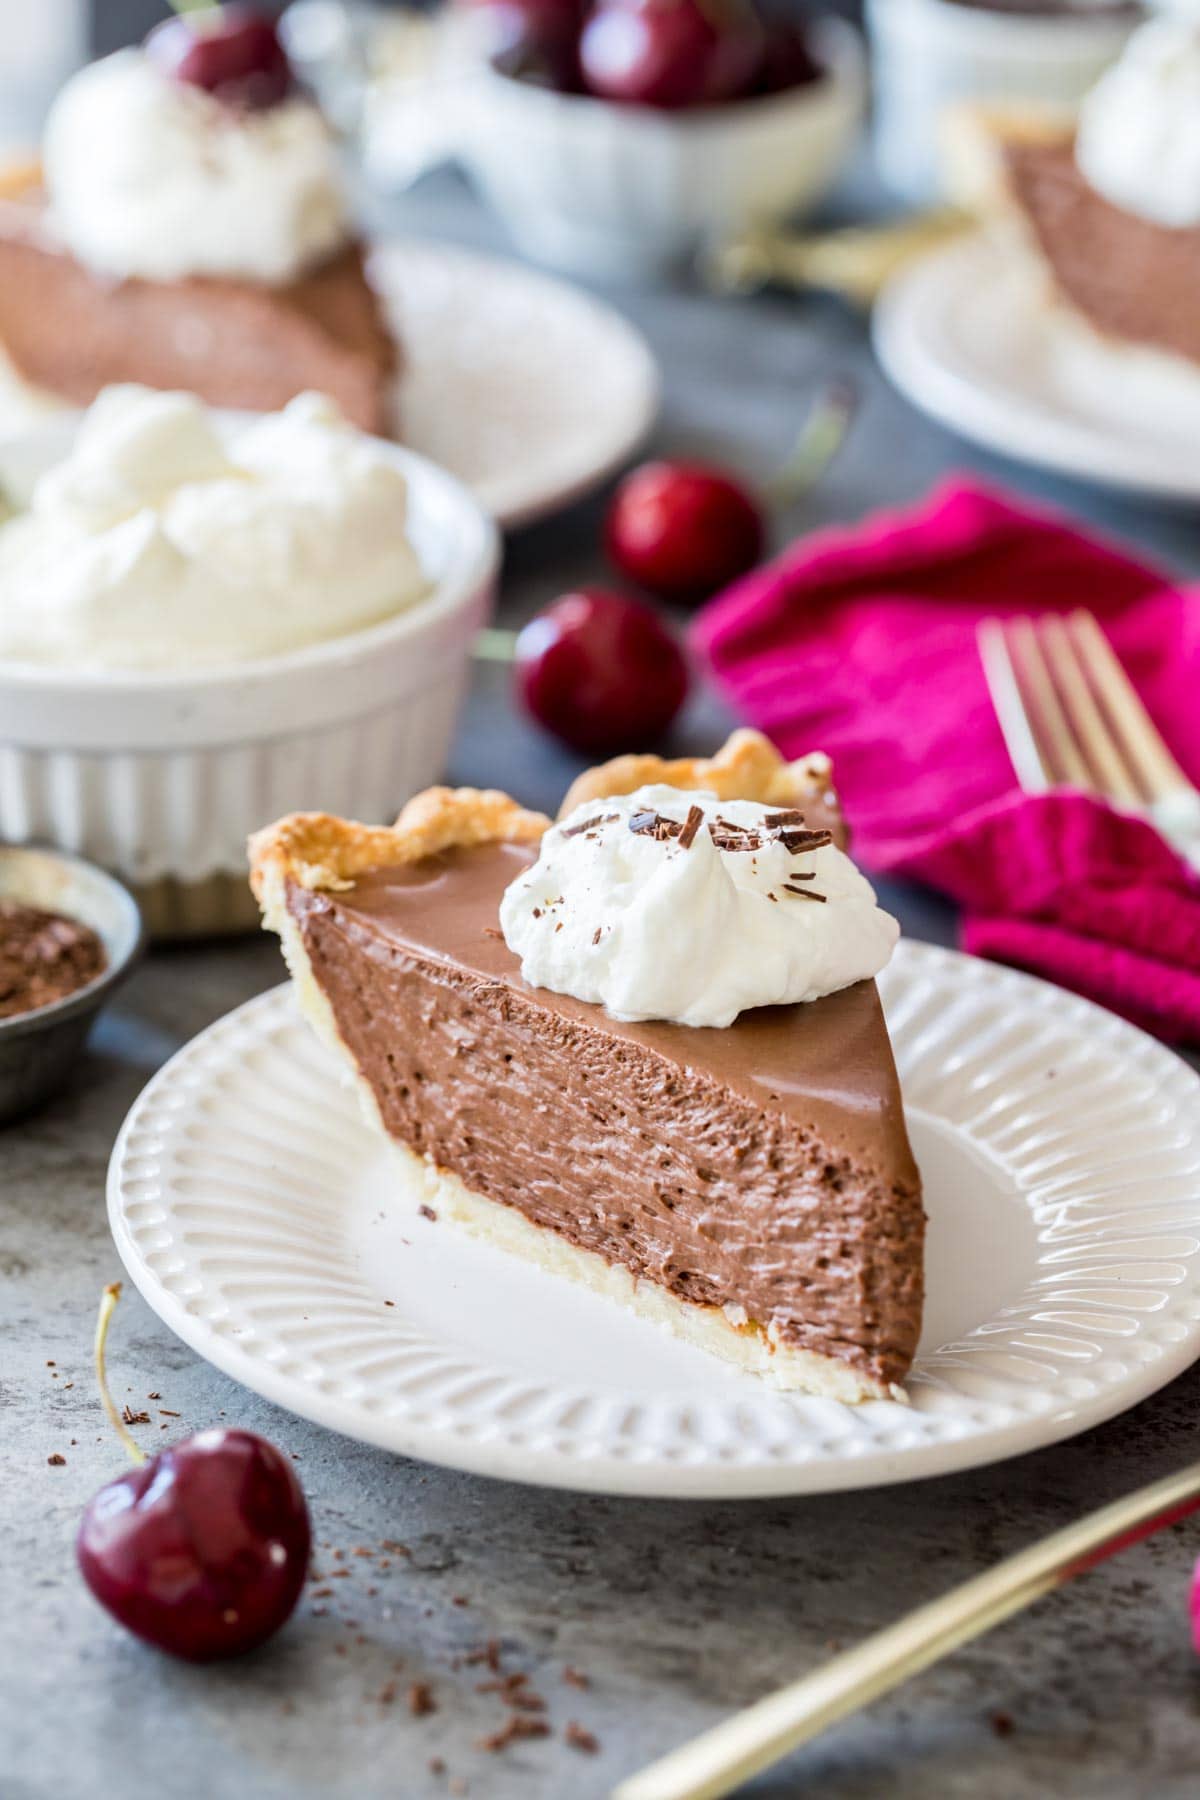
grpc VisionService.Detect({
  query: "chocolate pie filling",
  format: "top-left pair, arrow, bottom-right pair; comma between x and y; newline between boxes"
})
0,185 -> 397,434
286,840 -> 924,1389
1004,137 -> 1200,368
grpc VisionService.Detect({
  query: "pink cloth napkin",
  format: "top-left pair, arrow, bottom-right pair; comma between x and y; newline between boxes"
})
692,479 -> 1200,1043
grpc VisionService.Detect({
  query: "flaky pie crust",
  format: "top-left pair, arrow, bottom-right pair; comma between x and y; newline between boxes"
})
0,158 -> 41,205
249,788 -> 552,899
938,101 -> 1073,217
559,728 -> 840,822
248,729 -> 842,898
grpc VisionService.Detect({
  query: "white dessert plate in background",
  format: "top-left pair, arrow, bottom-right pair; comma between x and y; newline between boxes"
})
0,237 -> 660,531
108,941 -> 1200,1499
874,232 -> 1200,505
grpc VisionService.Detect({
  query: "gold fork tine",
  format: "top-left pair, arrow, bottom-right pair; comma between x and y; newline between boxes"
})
1068,611 -> 1193,802
1008,616 -> 1094,793
976,619 -> 1050,793
1038,616 -> 1142,806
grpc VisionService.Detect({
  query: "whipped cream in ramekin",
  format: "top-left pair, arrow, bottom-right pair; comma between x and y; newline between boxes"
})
0,386 -> 427,670
500,786 -> 899,1029
1076,18 -> 1200,227
42,49 -> 349,284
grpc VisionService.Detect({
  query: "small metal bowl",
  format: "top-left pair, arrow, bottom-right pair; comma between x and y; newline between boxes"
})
0,845 -> 145,1125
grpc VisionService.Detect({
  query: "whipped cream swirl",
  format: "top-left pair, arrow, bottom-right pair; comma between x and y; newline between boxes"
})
1075,19 -> 1200,228
500,785 -> 899,1029
43,50 -> 349,284
0,386 -> 427,670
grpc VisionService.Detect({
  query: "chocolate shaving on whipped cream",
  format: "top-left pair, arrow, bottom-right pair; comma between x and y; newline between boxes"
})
499,784 -> 901,1027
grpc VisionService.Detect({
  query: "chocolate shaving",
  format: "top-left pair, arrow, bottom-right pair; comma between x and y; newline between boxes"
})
482,925 -> 503,940
782,883 -> 826,902
763,809 -> 806,827
628,809 -> 681,842
561,812 -> 618,839
677,804 -> 704,850
777,827 -> 834,855
591,927 -> 602,946
709,816 -> 766,852
565,1721 -> 600,1753
419,1204 -> 438,1222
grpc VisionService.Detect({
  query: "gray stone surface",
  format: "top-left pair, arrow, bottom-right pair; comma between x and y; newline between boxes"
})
5,167 -> 1200,1800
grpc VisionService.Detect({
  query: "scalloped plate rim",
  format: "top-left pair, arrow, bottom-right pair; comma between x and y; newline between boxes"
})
106,942 -> 1200,1498
873,232 -> 1200,503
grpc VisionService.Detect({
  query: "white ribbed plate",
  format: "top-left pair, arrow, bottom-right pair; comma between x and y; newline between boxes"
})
108,943 -> 1200,1497
874,233 -> 1200,504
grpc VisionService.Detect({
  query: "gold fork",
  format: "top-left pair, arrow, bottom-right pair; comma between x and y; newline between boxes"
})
977,610 -> 1200,868
614,1460 -> 1200,1800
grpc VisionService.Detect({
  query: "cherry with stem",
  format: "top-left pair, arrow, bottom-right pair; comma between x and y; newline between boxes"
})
77,1283 -> 311,1661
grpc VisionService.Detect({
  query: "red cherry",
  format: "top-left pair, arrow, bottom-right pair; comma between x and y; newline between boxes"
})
145,6 -> 293,109
515,588 -> 689,753
606,461 -> 765,603
78,1427 -> 310,1662
579,0 -> 763,109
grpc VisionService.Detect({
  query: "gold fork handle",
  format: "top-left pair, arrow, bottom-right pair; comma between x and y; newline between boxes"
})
615,1461 -> 1200,1800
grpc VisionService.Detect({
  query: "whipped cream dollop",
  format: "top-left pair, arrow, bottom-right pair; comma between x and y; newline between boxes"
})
42,50 -> 349,284
1075,19 -> 1200,227
499,785 -> 899,1030
0,386 -> 427,670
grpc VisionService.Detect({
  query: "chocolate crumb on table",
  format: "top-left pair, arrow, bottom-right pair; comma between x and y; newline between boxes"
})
562,1665 -> 590,1689
991,1710 -> 1016,1738
408,1681 -> 437,1717
47,1453 -> 66,1466
565,1721 -> 600,1753
477,1714 -> 552,1753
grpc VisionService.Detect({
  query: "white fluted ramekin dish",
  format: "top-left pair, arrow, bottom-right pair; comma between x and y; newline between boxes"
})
0,418 -> 498,936
363,16 -> 865,281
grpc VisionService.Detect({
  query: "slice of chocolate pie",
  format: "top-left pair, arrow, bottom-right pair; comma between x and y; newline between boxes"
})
250,732 -> 924,1402
0,25 -> 399,435
945,20 -> 1200,372
0,164 -> 398,439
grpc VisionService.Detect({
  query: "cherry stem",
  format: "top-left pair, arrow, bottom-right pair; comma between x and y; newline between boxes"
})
95,1282 -> 147,1469
474,626 -> 519,664
766,375 -> 859,509
166,0 -> 224,22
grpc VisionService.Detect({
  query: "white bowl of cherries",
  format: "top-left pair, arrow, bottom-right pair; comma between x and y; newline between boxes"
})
362,0 -> 865,281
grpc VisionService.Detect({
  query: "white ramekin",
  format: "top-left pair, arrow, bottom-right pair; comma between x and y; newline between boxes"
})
377,16 -> 866,282
0,419 -> 498,935
866,0 -> 1140,206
